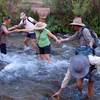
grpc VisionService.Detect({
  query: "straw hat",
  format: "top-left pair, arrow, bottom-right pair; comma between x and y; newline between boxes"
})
20,12 -> 26,19
70,17 -> 85,27
69,55 -> 90,79
34,22 -> 47,30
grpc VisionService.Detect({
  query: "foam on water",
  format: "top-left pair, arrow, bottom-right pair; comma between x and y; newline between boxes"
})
0,52 -> 69,81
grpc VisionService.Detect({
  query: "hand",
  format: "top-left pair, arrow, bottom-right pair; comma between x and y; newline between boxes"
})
52,95 -> 60,100
52,90 -> 61,98
13,29 -> 21,32
56,39 -> 61,44
13,25 -> 18,28
59,38 -> 64,43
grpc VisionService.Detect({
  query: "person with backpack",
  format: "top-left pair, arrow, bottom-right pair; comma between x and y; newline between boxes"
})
0,16 -> 16,54
52,17 -> 100,99
9,12 -> 37,51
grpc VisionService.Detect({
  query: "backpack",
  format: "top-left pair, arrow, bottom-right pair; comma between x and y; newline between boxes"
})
27,17 -> 36,25
22,17 -> 36,26
81,27 -> 99,49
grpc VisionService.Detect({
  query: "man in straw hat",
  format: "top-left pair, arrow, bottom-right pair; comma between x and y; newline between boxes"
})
9,12 -> 37,51
53,17 -> 100,99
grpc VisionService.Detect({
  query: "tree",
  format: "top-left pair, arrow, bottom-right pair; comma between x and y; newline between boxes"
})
71,0 -> 91,17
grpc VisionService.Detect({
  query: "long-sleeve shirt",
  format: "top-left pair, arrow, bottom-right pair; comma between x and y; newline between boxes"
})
66,28 -> 94,47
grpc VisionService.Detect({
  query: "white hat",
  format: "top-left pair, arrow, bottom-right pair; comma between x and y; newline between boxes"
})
20,12 -> 26,19
34,22 -> 47,30
70,17 -> 85,27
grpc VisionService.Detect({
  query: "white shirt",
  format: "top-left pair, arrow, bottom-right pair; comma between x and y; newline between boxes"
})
19,17 -> 35,32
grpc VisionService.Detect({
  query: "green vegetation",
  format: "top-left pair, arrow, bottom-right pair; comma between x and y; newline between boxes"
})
45,0 -> 100,35
0,0 -> 39,24
0,0 -> 99,35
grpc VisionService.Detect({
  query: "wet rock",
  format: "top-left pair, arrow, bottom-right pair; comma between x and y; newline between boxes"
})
0,95 -> 13,100
0,60 -> 8,71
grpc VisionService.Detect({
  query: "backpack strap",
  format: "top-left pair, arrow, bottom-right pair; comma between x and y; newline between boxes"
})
79,27 -> 87,41
0,23 -> 6,34
81,27 -> 98,49
27,17 -> 36,25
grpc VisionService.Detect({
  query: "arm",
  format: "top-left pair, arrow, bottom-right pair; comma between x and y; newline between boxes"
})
8,25 -> 20,30
8,20 -> 23,31
2,25 -> 15,34
14,29 -> 33,32
48,32 -> 60,43
61,68 -> 71,88
60,32 -> 78,43
52,68 -> 71,97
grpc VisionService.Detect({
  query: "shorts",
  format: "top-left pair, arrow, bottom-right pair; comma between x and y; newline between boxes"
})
84,65 -> 96,81
38,45 -> 51,54
0,43 -> 7,54
26,32 -> 36,39
75,46 -> 93,56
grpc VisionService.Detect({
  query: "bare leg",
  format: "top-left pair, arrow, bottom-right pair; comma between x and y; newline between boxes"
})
24,37 -> 30,47
76,79 -> 83,94
44,54 -> 51,63
40,54 -> 45,61
87,80 -> 94,97
30,39 -> 37,50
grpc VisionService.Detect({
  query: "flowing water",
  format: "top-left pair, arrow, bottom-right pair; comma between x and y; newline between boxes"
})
0,34 -> 100,100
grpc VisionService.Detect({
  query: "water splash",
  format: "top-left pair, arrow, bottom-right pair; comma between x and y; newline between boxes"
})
0,51 -> 69,81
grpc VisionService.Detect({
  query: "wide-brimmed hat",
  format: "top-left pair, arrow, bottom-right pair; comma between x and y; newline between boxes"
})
20,12 -> 26,19
34,22 -> 47,30
70,17 -> 85,27
69,55 -> 90,79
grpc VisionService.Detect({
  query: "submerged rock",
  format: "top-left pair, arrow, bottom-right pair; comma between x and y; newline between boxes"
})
0,60 -> 8,71
0,95 -> 13,100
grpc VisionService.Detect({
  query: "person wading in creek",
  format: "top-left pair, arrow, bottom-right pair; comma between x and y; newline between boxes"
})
14,22 -> 60,63
9,12 -> 37,51
0,16 -> 16,54
53,17 -> 100,99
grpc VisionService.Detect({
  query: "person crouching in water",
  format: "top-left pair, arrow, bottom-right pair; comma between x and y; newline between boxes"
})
33,22 -> 60,63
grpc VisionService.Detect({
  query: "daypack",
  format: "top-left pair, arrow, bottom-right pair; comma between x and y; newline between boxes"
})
22,17 -> 36,25
27,17 -> 36,25
81,27 -> 99,49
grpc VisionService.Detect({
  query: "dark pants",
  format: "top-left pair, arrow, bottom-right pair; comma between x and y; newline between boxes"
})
0,43 -> 7,54
38,45 -> 51,54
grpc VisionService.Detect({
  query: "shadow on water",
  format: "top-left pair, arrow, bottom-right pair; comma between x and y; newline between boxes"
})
0,34 -> 100,100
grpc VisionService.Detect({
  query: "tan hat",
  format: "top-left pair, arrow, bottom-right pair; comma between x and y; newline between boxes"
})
70,17 -> 85,27
20,12 -> 26,19
34,22 -> 47,30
